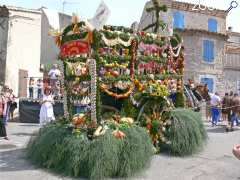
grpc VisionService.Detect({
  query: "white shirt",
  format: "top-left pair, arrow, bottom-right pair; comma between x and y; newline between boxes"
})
37,82 -> 43,89
210,94 -> 221,106
48,69 -> 61,79
42,95 -> 54,108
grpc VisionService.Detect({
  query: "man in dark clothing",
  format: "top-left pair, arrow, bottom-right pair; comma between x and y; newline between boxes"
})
222,93 -> 231,122
230,93 -> 240,128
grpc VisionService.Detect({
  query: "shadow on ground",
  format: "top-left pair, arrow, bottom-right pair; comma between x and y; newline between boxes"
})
12,133 -> 35,136
207,126 -> 240,134
0,149 -> 35,172
18,124 -> 39,127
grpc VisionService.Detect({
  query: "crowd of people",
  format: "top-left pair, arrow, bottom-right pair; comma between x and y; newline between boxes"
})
209,91 -> 240,130
28,64 -> 62,100
0,86 -> 17,140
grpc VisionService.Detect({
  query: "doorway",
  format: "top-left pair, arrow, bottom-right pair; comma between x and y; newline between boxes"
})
19,69 -> 28,97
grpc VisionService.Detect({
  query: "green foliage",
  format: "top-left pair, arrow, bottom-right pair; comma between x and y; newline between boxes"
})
27,124 -> 154,180
121,99 -> 138,119
175,92 -> 185,108
165,109 -> 207,156
62,22 -> 86,36
103,25 -> 133,34
62,32 -> 88,45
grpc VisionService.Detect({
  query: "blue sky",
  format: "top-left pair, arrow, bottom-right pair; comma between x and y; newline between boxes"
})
1,0 -> 239,32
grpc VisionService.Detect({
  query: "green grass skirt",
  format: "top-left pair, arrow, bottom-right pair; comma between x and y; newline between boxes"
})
26,124 -> 154,179
166,108 -> 208,156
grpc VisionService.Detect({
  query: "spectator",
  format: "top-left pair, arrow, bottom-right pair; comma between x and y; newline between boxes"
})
210,92 -> 221,126
0,92 -> 8,140
39,87 -> 55,126
230,93 -> 240,128
37,79 -> 43,99
29,78 -> 35,99
8,89 -> 17,121
222,93 -> 231,122
48,64 -> 61,95
3,86 -> 10,125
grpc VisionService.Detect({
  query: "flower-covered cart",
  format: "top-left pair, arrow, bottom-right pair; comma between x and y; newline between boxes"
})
27,2 -> 207,179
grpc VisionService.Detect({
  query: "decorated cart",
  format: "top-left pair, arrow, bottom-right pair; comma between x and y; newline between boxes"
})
27,1 -> 207,179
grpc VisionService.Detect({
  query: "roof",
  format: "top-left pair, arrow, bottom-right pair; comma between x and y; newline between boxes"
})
227,31 -> 240,37
176,28 -> 228,39
6,5 -> 41,14
172,1 -> 228,18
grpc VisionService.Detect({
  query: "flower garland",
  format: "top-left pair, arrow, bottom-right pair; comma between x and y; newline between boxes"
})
100,83 -> 135,99
88,59 -> 97,122
101,32 -> 134,47
130,39 -> 137,79
59,61 -> 69,119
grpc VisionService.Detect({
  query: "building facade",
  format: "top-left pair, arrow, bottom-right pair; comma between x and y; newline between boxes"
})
0,6 -> 71,97
224,31 -> 240,94
139,0 -> 240,95
0,6 -> 9,85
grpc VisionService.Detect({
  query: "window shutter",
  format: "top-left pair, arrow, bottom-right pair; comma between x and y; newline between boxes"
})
203,40 -> 214,62
173,12 -> 184,29
208,18 -> 217,32
180,13 -> 184,29
209,41 -> 214,62
203,40 -> 209,61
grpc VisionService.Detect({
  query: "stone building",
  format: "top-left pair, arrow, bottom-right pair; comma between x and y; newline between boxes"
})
224,30 -> 240,94
139,0 -> 234,95
0,6 -> 9,86
0,6 -> 71,97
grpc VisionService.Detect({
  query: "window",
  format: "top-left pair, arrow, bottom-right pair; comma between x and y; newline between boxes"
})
201,77 -> 214,93
173,11 -> 184,29
203,40 -> 214,62
208,18 -> 217,32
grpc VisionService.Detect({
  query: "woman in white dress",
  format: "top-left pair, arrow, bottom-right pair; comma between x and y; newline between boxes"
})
39,88 -> 55,126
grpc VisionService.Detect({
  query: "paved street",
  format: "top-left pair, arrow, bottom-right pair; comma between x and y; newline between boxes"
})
0,122 -> 240,180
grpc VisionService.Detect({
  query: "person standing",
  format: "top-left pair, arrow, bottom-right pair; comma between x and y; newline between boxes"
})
210,92 -> 221,126
0,92 -> 8,140
3,86 -> 11,125
29,78 -> 35,99
8,89 -> 17,121
48,64 -> 61,96
230,93 -> 240,128
37,79 -> 43,99
39,87 -> 55,126
222,93 -> 231,122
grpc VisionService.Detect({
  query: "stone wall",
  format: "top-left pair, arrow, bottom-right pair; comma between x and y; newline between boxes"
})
223,69 -> 240,94
0,6 -> 9,85
171,9 -> 226,34
180,31 -> 225,95
5,7 -> 42,96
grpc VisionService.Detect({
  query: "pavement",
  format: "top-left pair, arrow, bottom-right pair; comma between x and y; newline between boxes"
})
0,122 -> 240,180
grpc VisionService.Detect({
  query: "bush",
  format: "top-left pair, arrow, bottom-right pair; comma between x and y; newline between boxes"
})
27,124 -> 154,179
165,108 -> 207,156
